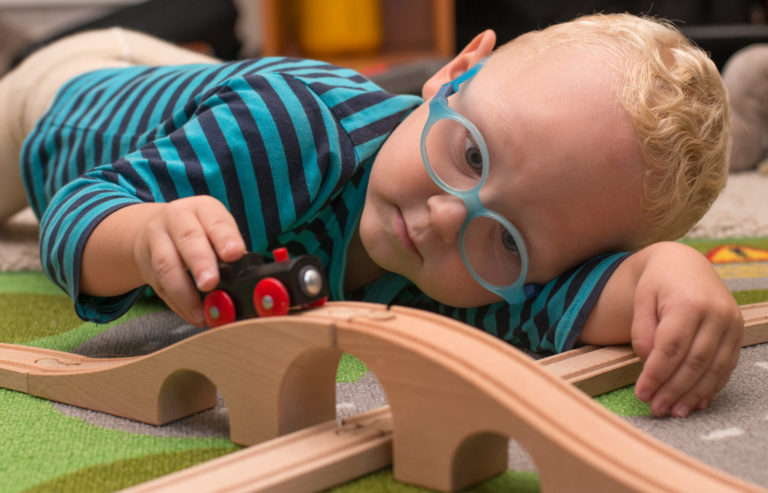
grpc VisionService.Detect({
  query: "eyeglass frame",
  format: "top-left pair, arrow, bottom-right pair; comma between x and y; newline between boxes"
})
419,58 -> 538,304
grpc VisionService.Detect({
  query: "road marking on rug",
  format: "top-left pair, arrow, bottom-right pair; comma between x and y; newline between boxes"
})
756,361 -> 768,371
337,402 -> 356,411
701,427 -> 745,441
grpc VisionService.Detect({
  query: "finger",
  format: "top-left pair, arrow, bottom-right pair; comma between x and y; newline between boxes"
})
633,309 -> 698,402
665,329 -> 729,418
630,288 -> 659,403
634,308 -> 698,411
145,230 -> 205,325
714,315 -> 744,393
195,198 -> 246,262
166,204 -> 221,292
690,308 -> 744,412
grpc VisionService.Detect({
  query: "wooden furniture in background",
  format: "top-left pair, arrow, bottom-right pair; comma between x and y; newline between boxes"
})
260,0 -> 455,71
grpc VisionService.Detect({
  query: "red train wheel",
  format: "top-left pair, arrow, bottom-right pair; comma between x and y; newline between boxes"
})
203,290 -> 236,327
254,277 -> 290,317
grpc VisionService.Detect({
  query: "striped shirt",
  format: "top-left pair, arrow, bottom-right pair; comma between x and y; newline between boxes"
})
21,57 -> 628,353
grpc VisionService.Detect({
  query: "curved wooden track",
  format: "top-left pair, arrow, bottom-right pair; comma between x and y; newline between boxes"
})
1,301 -> 766,492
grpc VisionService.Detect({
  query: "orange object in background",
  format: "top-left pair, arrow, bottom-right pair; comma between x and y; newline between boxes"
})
298,0 -> 382,57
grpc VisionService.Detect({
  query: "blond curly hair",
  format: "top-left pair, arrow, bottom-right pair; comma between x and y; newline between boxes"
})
494,13 -> 730,245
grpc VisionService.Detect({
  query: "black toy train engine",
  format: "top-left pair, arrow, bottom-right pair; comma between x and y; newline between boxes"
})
201,248 -> 328,327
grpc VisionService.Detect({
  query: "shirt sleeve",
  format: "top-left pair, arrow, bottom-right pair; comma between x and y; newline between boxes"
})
390,252 -> 631,353
38,72 -> 358,322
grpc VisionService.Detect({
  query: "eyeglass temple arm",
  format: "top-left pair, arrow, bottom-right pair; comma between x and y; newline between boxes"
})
441,57 -> 489,97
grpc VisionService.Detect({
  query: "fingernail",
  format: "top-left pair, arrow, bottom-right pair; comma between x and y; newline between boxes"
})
656,403 -> 670,417
222,241 -> 241,256
192,308 -> 205,325
672,404 -> 690,418
635,386 -> 650,402
196,270 -> 214,288
697,399 -> 709,411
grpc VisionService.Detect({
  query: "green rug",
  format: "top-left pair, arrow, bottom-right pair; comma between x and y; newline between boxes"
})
1,236 -> 767,492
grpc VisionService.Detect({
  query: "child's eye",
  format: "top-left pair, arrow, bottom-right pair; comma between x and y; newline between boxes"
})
501,229 -> 519,253
463,136 -> 483,175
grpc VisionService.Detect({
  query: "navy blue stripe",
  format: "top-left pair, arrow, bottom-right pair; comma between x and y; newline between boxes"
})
42,189 -> 111,289
139,144 -> 178,202
170,128 -> 211,196
495,305 -> 517,343
348,108 -> 411,147
333,91 -> 393,120
563,254 -> 630,350
159,63 -> 233,125
245,75 -> 310,220
134,69 -> 183,135
46,132 -> 65,199
473,304 -> 491,330
65,87 -> 108,181
112,67 -> 162,137
194,101 -> 252,246
295,72 -> 369,85
332,118 -> 358,195
564,256 -> 602,306
111,157 -> 155,203
303,217 -> 334,261
331,196 -> 350,237
55,85 -> 100,182
531,271 -> 571,340
308,81 -> 366,96
284,74 -> 332,187
157,68 -> 207,125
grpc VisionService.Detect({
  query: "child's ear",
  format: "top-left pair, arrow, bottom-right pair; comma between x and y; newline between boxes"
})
422,29 -> 497,100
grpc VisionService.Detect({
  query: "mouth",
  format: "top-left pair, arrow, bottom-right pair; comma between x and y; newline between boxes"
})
394,208 -> 422,259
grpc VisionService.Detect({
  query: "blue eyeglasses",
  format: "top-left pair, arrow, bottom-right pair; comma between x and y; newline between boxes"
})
420,58 -> 537,304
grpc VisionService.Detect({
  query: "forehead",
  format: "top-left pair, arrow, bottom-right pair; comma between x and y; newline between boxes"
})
472,43 -> 624,119
455,44 -> 648,253
459,43 -> 637,174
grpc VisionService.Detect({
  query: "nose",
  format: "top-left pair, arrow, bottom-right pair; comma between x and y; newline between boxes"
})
427,194 -> 467,245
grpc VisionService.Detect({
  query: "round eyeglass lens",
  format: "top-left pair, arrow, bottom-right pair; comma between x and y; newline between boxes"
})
462,216 -> 523,287
423,118 -> 485,191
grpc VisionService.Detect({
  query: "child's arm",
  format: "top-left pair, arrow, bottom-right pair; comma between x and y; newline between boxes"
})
80,196 -> 246,325
578,241 -> 744,418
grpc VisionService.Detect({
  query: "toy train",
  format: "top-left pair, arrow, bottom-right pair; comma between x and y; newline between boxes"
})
200,247 -> 328,327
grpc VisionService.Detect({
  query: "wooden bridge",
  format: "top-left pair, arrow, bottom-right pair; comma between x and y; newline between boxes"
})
1,301 -> 767,492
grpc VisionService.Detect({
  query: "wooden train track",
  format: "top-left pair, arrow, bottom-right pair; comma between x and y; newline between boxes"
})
1,302 -> 767,492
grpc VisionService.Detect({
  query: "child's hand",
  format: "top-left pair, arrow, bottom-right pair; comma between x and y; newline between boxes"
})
132,196 -> 246,325
629,243 -> 744,418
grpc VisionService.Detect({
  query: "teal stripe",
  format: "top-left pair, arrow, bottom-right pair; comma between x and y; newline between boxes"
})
184,119 -> 229,209
263,75 -> 320,229
116,70 -> 178,140
153,138 -> 194,199
205,94 -> 268,247
239,80 -> 297,230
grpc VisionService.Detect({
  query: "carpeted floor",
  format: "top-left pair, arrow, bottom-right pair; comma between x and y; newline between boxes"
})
1,171 -> 767,492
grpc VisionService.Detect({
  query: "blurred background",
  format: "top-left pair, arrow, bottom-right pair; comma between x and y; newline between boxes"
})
1,0 -> 767,94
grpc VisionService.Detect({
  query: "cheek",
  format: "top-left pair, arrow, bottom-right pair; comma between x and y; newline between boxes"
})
417,257 -> 502,308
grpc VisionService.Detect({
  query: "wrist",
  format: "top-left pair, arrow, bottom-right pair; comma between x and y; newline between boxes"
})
81,203 -> 163,296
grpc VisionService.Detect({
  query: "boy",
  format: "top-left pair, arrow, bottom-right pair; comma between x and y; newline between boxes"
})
0,14 -> 742,420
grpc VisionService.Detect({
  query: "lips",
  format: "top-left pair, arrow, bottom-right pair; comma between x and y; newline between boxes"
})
394,208 -> 422,259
